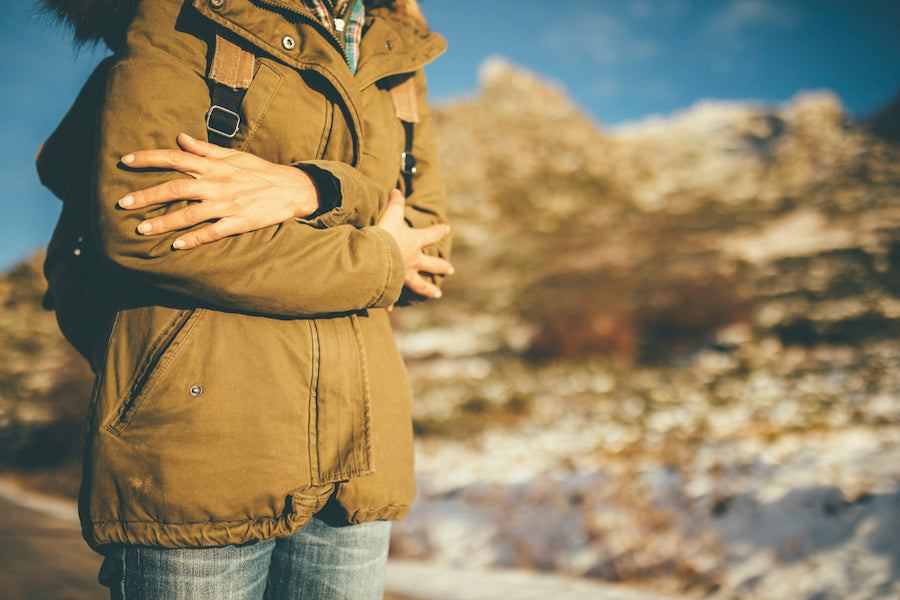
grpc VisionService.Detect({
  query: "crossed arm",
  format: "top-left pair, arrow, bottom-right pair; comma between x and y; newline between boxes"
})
116,133 -> 453,300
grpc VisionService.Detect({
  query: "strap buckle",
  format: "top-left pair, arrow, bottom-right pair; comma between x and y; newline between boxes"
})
400,151 -> 417,176
206,105 -> 241,138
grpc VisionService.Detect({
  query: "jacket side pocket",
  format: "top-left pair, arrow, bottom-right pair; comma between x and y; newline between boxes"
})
107,308 -> 202,435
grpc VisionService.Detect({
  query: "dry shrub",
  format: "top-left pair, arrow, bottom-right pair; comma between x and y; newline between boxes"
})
524,267 -> 752,363
527,300 -> 638,361
635,272 -> 753,362
413,392 -> 534,439
0,345 -> 93,498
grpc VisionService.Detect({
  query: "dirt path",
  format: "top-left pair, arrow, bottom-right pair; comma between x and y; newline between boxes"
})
0,485 -> 103,600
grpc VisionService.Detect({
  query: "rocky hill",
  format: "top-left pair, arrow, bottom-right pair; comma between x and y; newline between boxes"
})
392,60 -> 900,600
414,59 -> 900,362
2,59 -> 900,599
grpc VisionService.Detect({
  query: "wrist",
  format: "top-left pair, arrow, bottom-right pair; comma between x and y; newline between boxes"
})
293,164 -> 339,218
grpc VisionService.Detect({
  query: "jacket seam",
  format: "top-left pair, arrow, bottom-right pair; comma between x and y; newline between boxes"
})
307,318 -> 320,484
238,62 -> 284,151
366,227 -> 395,307
128,32 -> 206,81
350,314 -> 375,472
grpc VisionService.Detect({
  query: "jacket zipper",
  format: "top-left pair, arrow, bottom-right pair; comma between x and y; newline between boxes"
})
255,0 -> 350,66
110,308 -> 195,433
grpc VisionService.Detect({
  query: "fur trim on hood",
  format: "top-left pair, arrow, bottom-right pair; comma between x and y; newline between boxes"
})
37,0 -> 427,51
37,0 -> 138,51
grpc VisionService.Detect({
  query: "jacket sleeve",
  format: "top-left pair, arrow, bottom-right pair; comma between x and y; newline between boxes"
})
93,51 -> 404,317
249,69 -> 451,304
286,70 -> 448,238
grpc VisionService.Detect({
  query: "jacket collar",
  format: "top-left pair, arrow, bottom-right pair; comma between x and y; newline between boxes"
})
355,10 -> 446,89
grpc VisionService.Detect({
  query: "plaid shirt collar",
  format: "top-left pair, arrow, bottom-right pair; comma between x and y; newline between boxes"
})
302,0 -> 365,74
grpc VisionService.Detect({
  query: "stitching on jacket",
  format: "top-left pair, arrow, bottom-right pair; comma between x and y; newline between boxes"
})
108,310 -> 189,431
367,228 -> 394,307
108,309 -> 206,434
91,489 -> 335,526
306,319 -> 320,483
350,313 -> 375,470
315,92 -> 332,158
239,61 -> 283,151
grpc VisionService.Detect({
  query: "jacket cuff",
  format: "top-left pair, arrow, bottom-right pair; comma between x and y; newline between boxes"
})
292,160 -> 369,228
363,226 -> 405,308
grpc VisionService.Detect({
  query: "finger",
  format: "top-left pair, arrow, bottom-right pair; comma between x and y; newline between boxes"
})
404,273 -> 442,299
414,223 -> 452,249
171,216 -> 264,250
416,254 -> 455,276
137,202 -> 215,235
121,148 -> 207,175
119,177 -> 203,209
177,132 -> 232,159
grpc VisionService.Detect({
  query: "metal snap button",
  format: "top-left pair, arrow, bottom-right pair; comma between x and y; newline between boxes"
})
385,40 -> 393,51
189,384 -> 203,397
282,36 -> 296,50
209,0 -> 225,8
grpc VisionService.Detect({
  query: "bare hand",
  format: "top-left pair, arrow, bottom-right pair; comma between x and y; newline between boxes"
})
376,189 -> 453,299
118,133 -> 321,249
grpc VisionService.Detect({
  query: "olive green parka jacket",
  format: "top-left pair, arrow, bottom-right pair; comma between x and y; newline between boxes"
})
42,0 -> 448,549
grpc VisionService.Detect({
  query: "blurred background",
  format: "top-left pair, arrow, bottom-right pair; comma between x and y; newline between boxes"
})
2,1 -> 900,599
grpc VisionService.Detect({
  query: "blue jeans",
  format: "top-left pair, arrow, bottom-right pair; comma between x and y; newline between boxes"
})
98,517 -> 391,600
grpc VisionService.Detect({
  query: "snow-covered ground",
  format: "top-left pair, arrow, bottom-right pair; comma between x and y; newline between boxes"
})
389,333 -> 900,600
394,426 -> 900,599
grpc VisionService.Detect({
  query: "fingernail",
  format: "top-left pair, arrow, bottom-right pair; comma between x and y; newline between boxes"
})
449,266 -> 455,275
434,289 -> 442,298
444,225 -> 452,234
172,239 -> 186,249
181,133 -> 195,142
119,195 -> 134,208
121,154 -> 134,165
137,222 -> 151,234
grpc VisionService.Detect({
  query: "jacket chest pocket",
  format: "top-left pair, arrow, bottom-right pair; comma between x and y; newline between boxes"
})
234,60 -> 331,164
308,313 -> 374,484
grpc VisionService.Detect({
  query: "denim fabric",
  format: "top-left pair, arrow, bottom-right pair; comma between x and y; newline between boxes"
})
99,517 -> 391,600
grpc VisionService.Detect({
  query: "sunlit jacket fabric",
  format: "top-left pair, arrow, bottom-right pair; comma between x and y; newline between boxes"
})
41,0 -> 448,549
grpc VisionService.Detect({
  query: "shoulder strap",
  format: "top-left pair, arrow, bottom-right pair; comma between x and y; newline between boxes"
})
206,30 -> 255,145
389,75 -> 419,123
389,75 -> 418,195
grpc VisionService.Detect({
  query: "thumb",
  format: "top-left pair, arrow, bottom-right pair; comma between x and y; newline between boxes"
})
177,132 -> 230,158
386,188 -> 406,209
377,189 -> 406,227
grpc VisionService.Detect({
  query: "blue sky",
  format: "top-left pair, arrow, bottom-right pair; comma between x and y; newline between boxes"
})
421,0 -> 900,123
1,0 -> 899,271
